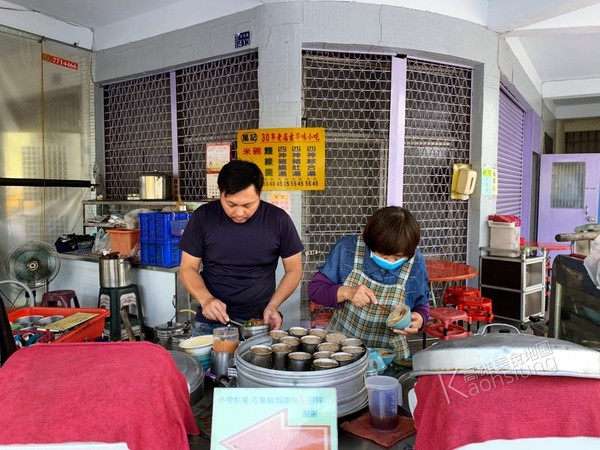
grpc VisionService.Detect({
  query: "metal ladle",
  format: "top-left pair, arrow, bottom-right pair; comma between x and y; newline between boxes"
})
227,318 -> 246,328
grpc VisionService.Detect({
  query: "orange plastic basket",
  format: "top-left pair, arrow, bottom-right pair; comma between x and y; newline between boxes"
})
107,228 -> 140,256
9,307 -> 109,343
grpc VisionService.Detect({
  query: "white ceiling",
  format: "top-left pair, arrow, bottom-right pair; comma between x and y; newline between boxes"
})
2,0 -> 600,120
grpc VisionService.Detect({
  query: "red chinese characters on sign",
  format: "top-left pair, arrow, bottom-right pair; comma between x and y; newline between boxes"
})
42,53 -> 79,71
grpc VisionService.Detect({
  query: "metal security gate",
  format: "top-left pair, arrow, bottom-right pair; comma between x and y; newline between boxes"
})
403,59 -> 472,261
301,51 -> 392,318
301,51 -> 472,319
176,53 -> 259,200
104,74 -> 173,200
103,53 -> 259,201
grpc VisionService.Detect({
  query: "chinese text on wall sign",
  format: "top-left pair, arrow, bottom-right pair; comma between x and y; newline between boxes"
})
237,128 -> 326,191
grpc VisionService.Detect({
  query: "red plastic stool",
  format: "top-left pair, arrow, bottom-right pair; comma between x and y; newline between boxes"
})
443,285 -> 481,306
454,297 -> 494,331
41,290 -> 80,308
423,307 -> 471,348
310,301 -> 333,328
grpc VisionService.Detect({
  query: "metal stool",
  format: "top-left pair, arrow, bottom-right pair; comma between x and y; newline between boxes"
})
423,307 -> 471,348
98,284 -> 144,341
41,290 -> 80,308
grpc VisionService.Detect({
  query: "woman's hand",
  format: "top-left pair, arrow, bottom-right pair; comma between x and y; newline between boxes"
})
391,311 -> 423,335
339,284 -> 377,308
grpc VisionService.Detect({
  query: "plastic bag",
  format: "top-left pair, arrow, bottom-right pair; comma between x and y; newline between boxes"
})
583,234 -> 600,289
124,208 -> 152,230
92,228 -> 111,254
54,233 -> 94,253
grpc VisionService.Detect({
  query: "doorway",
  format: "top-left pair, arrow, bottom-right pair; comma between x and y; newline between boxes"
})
538,153 -> 600,257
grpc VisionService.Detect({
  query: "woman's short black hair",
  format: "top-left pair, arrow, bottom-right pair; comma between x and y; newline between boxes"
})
217,160 -> 264,195
363,206 -> 421,258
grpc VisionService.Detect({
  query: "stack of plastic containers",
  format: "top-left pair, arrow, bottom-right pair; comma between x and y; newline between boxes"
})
139,212 -> 191,267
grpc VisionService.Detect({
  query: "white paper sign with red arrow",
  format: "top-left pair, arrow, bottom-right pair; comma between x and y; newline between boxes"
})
211,387 -> 338,450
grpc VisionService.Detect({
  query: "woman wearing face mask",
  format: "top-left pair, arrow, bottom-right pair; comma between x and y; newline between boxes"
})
307,206 -> 429,361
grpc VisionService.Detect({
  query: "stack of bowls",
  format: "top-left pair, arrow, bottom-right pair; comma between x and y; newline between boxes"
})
179,335 -> 214,371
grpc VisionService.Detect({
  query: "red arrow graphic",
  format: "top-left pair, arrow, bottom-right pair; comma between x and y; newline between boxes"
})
220,409 -> 331,450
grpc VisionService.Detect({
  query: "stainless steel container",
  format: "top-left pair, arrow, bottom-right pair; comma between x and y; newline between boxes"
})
168,350 -> 204,405
99,255 -> 133,288
238,321 -> 271,340
154,321 -> 188,349
139,172 -> 172,200
233,333 -> 369,417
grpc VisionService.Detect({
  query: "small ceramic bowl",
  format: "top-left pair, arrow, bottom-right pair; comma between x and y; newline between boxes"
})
179,335 -> 214,357
373,347 -> 395,365
385,305 -> 412,330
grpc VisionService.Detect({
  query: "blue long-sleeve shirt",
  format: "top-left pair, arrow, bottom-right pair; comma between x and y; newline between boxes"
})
307,235 -> 430,325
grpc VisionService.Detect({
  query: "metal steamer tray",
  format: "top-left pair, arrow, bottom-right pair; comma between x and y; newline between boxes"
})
412,324 -> 600,379
231,333 -> 369,417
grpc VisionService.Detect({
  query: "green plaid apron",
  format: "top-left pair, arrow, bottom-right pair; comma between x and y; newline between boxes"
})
327,237 -> 414,360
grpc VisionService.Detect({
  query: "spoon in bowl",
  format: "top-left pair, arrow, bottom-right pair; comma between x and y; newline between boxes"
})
374,303 -> 391,314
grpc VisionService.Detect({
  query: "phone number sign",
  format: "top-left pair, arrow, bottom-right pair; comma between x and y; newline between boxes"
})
237,128 -> 325,191
42,53 -> 78,71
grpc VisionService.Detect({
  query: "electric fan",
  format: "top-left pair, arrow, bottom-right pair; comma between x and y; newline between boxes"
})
4,240 -> 61,306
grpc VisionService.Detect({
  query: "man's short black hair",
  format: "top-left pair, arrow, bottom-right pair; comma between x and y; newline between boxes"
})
217,160 -> 264,196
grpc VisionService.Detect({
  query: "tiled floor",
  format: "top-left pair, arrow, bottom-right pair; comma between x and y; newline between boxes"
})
188,386 -> 214,450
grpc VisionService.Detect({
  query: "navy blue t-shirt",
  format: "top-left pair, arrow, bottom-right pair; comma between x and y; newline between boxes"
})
179,200 -> 304,322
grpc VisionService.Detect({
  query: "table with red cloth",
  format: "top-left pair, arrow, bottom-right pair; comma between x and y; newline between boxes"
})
0,341 -> 199,450
413,373 -> 600,450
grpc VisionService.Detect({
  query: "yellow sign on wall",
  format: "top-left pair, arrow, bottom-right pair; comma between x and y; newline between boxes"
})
237,128 -> 325,190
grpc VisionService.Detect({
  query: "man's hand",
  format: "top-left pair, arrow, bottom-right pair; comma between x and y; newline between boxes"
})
200,297 -> 229,324
263,304 -> 282,330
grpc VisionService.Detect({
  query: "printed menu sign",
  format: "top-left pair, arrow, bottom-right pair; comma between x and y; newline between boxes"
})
211,387 -> 337,449
237,128 -> 325,191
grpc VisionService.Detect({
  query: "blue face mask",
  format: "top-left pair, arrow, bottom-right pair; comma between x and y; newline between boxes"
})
370,251 -> 407,271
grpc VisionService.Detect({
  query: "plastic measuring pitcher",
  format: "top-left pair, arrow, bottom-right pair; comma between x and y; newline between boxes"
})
364,375 -> 402,430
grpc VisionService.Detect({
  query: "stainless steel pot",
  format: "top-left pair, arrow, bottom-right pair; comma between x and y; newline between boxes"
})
139,172 -> 172,200
154,321 -> 189,349
99,255 -> 133,288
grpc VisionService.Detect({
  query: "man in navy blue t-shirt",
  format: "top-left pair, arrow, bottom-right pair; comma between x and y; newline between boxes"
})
179,160 -> 304,335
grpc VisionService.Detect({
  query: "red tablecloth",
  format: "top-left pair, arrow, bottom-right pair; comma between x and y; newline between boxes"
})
0,341 -> 199,450
413,373 -> 600,450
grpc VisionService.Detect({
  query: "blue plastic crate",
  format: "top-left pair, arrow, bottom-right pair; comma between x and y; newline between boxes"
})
155,238 -> 182,267
140,212 -> 192,241
140,238 -> 181,267
155,213 -> 179,240
139,213 -> 155,240
139,238 -> 156,266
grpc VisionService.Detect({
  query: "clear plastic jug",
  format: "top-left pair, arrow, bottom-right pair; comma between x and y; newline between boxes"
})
364,375 -> 402,430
